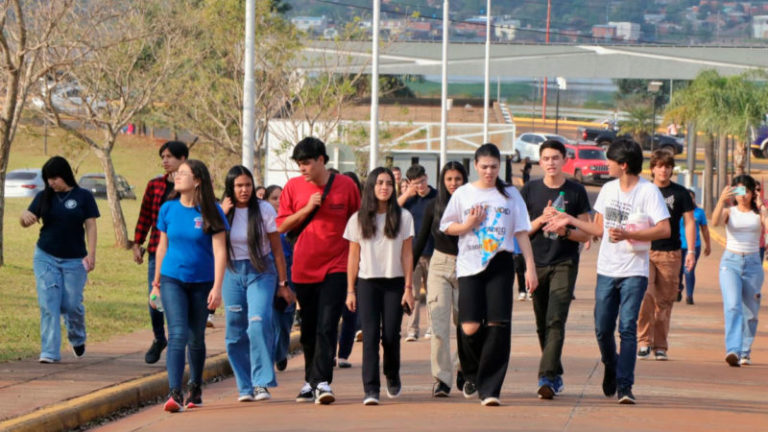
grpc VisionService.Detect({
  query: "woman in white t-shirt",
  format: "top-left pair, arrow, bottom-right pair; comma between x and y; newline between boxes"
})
344,167 -> 415,406
220,166 -> 294,402
712,175 -> 766,367
440,143 -> 538,406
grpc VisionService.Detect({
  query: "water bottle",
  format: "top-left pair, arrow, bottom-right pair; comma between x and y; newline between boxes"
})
624,212 -> 651,253
545,191 -> 566,240
149,293 -> 164,312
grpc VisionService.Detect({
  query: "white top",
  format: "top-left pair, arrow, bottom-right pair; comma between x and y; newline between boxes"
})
439,183 -> 531,278
593,178 -> 670,278
343,209 -> 414,279
725,207 -> 761,254
229,201 -> 278,260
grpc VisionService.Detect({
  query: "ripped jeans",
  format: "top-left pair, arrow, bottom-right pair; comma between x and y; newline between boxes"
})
223,258 -> 277,395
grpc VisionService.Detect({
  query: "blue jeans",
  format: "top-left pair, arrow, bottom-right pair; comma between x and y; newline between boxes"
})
146,253 -> 166,342
223,259 -> 277,395
161,275 -> 212,391
719,251 -> 763,357
33,247 -> 88,361
679,247 -> 701,299
594,275 -> 648,390
273,293 -> 295,364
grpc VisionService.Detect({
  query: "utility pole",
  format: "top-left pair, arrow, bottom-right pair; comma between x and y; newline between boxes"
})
370,0 -> 380,171
440,0 -> 449,167
483,0 -> 491,143
242,0 -> 255,172
541,0 -> 551,121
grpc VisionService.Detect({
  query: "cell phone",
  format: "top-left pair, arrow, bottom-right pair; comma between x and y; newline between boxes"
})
402,302 -> 412,316
733,186 -> 747,196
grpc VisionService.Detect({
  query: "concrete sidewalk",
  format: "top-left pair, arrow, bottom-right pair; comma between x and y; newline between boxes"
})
2,236 -> 767,431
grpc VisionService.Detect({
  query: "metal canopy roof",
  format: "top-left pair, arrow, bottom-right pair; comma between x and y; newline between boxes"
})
300,41 -> 768,79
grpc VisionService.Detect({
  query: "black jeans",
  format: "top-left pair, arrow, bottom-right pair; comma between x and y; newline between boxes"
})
513,253 -> 526,294
532,260 -> 576,379
295,272 -> 347,387
457,251 -> 513,399
357,277 -> 405,394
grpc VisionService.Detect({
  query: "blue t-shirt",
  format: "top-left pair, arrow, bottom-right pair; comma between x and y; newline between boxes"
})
28,187 -> 100,259
679,207 -> 707,249
157,200 -> 228,283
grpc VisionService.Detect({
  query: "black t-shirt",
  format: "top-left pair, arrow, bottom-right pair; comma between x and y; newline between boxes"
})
520,178 -> 591,266
404,186 -> 437,257
413,200 -> 458,267
652,181 -> 695,251
29,187 -> 100,258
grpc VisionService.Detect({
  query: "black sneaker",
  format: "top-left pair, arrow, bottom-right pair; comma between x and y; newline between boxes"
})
456,371 -> 466,394
296,382 -> 314,402
144,339 -> 167,364
275,358 -> 288,371
72,344 -> 85,358
433,380 -> 450,398
462,380 -> 477,399
617,387 -> 636,404
637,346 -> 651,360
386,377 -> 401,399
185,382 -> 203,408
676,291 -> 682,302
164,388 -> 183,412
314,381 -> 335,405
686,297 -> 694,305
602,364 -> 617,397
363,391 -> 379,406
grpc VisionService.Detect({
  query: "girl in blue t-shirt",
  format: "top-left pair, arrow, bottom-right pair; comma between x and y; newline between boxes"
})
20,156 -> 99,363
219,167 -> 293,402
151,159 -> 228,412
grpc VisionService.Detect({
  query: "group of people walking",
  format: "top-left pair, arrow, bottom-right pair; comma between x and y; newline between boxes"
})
22,134 -> 763,411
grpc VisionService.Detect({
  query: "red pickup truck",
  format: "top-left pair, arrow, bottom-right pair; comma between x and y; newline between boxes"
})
563,143 -> 610,185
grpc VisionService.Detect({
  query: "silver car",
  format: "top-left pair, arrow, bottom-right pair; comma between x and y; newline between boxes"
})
513,133 -> 571,163
5,169 -> 45,198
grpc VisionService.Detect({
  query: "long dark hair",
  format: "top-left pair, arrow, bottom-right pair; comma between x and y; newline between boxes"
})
343,171 -> 362,194
358,167 -> 401,239
474,143 -> 508,197
435,161 -> 468,220
183,159 -> 226,234
37,156 -> 78,217
222,166 -> 268,272
731,174 -> 759,214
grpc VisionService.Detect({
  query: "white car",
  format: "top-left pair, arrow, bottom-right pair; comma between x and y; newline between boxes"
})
513,133 -> 570,162
5,169 -> 45,198
31,83 -> 107,115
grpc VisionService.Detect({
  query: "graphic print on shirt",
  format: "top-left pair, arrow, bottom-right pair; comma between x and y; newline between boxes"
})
603,199 -> 632,230
470,204 -> 508,266
664,194 -> 675,211
194,216 -> 203,230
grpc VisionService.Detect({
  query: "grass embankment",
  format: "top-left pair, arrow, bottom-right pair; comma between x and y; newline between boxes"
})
1,128 -> 166,362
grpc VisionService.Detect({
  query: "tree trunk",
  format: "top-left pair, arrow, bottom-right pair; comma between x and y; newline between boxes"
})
0,68 -> 22,267
93,145 -> 129,248
733,138 -> 746,176
717,133 -> 728,197
704,134 -> 715,215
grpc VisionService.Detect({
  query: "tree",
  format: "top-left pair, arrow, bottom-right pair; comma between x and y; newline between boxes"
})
0,1 -> 80,266
153,0 -> 300,184
37,0 -> 190,248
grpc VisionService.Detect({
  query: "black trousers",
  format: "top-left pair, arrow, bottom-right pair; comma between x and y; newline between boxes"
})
532,260 -> 577,379
357,277 -> 405,394
513,253 -> 526,294
457,251 -> 513,399
295,272 -> 347,387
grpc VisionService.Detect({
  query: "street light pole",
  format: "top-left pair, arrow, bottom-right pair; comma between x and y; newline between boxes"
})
242,0 -> 255,172
555,77 -> 566,135
370,0 -> 380,171
440,0 -> 449,167
647,80 -> 663,152
482,0 -> 491,143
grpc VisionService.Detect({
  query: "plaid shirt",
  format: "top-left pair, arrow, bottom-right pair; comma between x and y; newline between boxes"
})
133,174 -> 170,254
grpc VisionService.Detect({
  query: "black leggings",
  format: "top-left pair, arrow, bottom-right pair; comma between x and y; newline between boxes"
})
357,277 -> 405,394
457,251 -> 514,399
513,253 -> 527,294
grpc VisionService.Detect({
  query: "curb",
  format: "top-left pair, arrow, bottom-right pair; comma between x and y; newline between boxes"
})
0,331 -> 301,432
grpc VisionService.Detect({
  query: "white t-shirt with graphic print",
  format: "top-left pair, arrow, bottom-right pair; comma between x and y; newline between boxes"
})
593,177 -> 670,278
440,183 -> 531,278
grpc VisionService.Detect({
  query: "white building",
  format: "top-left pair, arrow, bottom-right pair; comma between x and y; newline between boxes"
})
291,16 -> 328,33
608,21 -> 641,41
753,15 -> 768,39
495,18 -> 520,41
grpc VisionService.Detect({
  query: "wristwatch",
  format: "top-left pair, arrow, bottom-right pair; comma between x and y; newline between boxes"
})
278,280 -> 288,287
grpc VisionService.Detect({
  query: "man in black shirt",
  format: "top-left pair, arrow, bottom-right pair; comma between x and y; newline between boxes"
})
637,150 -> 696,361
521,140 -> 592,399
398,164 -> 437,341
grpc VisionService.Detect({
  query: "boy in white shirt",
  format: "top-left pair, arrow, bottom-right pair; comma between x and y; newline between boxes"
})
544,138 -> 670,405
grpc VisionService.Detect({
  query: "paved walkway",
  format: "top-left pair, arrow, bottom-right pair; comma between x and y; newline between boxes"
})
2,233 -> 767,431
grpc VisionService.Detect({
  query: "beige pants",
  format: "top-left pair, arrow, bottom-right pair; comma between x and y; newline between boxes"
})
637,250 -> 682,351
407,256 -> 431,335
425,250 -> 460,386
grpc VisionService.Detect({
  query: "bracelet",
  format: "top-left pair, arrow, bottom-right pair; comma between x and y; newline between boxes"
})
687,251 -> 695,255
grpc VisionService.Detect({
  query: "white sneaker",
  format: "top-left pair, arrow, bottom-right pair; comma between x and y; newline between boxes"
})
405,333 -> 417,342
238,394 -> 255,402
254,386 -> 271,401
739,356 -> 751,365
518,292 -> 526,301
481,397 -> 501,406
424,329 -> 432,340
526,292 -> 532,301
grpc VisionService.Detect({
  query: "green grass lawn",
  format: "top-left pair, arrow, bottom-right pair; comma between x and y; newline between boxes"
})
1,128 -> 167,362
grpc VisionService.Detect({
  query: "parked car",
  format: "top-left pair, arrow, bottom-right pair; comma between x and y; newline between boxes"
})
563,143 -> 610,185
576,126 -> 684,154
4,169 -> 45,198
751,125 -> 768,158
31,83 -> 108,115
513,132 -> 571,162
78,173 -> 136,200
